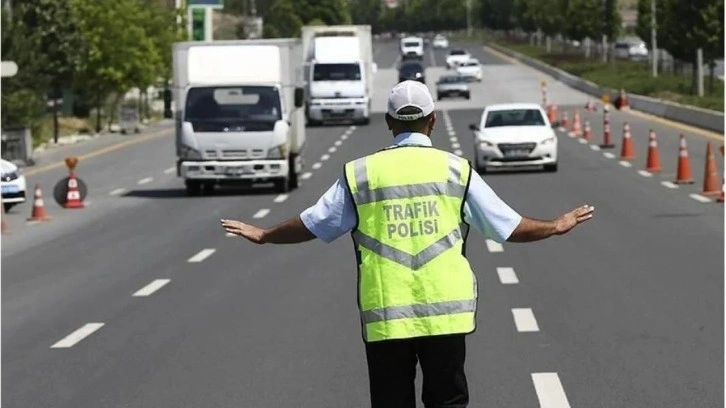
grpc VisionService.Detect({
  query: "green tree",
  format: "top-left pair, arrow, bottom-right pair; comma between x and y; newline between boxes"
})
350,0 -> 383,31
564,0 -> 601,41
479,0 -> 516,31
263,0 -> 304,38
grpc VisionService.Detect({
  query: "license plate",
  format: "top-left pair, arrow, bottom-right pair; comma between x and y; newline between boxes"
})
504,149 -> 529,158
226,166 -> 254,176
1,184 -> 18,194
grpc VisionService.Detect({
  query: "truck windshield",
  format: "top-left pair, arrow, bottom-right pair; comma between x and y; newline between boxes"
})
313,63 -> 361,81
403,41 -> 421,47
185,86 -> 282,132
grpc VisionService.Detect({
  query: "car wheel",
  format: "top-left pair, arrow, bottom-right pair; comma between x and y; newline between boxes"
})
185,180 -> 202,196
544,163 -> 558,172
465,93 -> 470,100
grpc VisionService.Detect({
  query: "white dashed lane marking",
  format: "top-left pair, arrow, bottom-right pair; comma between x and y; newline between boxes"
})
452,142 -> 461,149
137,177 -> 153,185
109,188 -> 127,196
637,170 -> 653,177
531,373 -> 572,408
253,209 -> 270,219
512,308 -> 540,332
454,149 -> 463,156
301,172 -> 313,180
619,161 -> 633,168
51,323 -> 105,349
312,162 -> 322,170
341,134 -> 349,140
496,267 -> 519,284
661,181 -> 678,189
163,167 -> 176,175
485,239 -> 504,253
328,146 -> 337,153
273,194 -> 288,203
225,232 -> 235,237
577,138 -> 587,144
690,193 -> 712,203
449,136 -> 458,142
321,154 -> 330,161
590,145 -> 601,151
603,152 -> 616,159
334,140 -> 342,146
133,279 -> 170,297
188,249 -> 216,263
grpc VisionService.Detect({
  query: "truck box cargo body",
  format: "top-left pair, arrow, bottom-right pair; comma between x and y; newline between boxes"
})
302,25 -> 375,125
172,39 -> 306,194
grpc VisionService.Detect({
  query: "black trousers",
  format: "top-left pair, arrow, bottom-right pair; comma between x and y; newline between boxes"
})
364,334 -> 469,408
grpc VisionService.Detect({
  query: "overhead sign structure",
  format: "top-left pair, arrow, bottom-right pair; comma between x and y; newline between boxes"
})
1,61 -> 18,78
186,0 -> 223,42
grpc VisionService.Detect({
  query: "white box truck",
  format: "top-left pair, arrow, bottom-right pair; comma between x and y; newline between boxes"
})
302,25 -> 375,126
172,39 -> 306,194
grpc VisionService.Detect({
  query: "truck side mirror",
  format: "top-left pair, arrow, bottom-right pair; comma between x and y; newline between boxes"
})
163,89 -> 173,119
294,87 -> 305,108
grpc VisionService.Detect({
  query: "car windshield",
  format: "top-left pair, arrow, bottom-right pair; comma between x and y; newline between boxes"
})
485,109 -> 546,128
462,61 -> 478,67
403,41 -> 421,47
185,86 -> 282,132
450,50 -> 466,55
313,63 -> 361,81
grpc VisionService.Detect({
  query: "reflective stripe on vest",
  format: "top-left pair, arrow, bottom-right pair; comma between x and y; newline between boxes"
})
344,146 -> 477,342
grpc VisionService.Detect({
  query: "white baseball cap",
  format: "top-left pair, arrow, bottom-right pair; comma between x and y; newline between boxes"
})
387,80 -> 435,121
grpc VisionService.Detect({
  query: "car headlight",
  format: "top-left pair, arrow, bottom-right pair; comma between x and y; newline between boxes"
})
541,136 -> 557,145
267,144 -> 288,159
180,145 -> 202,160
478,140 -> 494,149
415,72 -> 422,78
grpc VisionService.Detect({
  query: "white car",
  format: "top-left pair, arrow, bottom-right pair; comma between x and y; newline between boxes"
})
455,59 -> 482,82
468,103 -> 558,173
400,36 -> 424,60
445,49 -> 471,69
1,158 -> 27,211
432,35 -> 449,49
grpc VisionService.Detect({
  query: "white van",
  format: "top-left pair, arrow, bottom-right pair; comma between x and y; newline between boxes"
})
400,36 -> 424,60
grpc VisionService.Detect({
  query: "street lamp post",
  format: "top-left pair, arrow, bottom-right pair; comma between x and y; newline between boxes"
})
466,0 -> 472,37
651,0 -> 658,77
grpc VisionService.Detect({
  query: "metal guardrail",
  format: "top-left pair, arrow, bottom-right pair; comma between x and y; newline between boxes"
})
488,43 -> 725,134
1,126 -> 34,165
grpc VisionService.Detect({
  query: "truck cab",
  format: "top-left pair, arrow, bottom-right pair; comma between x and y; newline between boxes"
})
400,36 -> 424,60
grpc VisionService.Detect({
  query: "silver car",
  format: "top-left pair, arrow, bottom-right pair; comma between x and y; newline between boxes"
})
435,75 -> 470,100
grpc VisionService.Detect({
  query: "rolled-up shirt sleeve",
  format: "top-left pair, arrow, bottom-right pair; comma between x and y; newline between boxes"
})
463,172 -> 522,243
300,177 -> 357,243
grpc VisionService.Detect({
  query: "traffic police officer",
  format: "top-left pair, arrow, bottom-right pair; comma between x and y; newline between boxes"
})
221,80 -> 594,408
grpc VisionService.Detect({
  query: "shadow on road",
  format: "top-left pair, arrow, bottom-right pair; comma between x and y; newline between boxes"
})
122,185 -> 280,199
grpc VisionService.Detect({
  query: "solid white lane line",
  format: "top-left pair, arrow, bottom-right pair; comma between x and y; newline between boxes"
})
51,323 -> 104,349
512,308 -> 540,332
321,154 -> 330,161
497,267 -> 519,284
452,142 -> 461,149
187,249 -> 216,263
163,166 -> 176,174
312,162 -> 322,170
454,149 -> 463,156
531,373 -> 572,408
253,209 -> 270,219
109,188 -> 127,196
619,161 -> 632,167
133,279 -> 170,297
328,146 -> 337,153
690,193 -> 712,203
485,239 -> 504,253
603,152 -> 616,159
137,177 -> 153,185
334,140 -> 343,146
273,194 -> 288,203
661,181 -> 678,189
301,172 -> 313,180
637,170 -> 653,177
590,145 -> 601,151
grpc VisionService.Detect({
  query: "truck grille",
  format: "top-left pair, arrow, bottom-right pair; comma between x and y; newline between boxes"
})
201,149 -> 266,160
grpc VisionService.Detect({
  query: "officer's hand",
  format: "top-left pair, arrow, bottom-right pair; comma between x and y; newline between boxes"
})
221,219 -> 265,244
554,205 -> 594,235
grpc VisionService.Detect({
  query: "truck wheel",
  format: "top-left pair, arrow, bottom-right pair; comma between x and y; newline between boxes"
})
288,157 -> 299,190
275,178 -> 290,193
185,180 -> 202,196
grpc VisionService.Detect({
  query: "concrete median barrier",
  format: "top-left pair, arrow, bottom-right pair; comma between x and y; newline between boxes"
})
487,43 -> 724,134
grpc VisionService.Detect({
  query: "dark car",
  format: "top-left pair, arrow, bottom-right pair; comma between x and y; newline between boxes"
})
398,61 -> 426,84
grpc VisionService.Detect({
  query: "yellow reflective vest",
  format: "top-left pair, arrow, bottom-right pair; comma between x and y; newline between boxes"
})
344,145 -> 478,342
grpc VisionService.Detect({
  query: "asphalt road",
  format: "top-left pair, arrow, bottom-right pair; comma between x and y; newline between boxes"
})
2,39 -> 723,408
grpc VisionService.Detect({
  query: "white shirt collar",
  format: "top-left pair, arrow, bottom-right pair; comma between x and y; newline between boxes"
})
391,132 -> 432,147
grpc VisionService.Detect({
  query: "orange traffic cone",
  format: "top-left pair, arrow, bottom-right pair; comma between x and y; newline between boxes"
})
618,89 -> 630,110
674,134 -> 694,184
645,129 -> 662,172
64,172 -> 84,208
570,111 -> 582,137
548,104 -> 558,124
582,120 -> 593,140
718,145 -> 724,203
619,122 -> 636,160
701,142 -> 721,196
584,99 -> 597,112
28,184 -> 50,221
560,111 -> 569,130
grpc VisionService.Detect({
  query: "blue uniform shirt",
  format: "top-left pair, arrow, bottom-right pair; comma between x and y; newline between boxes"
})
300,132 -> 522,243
